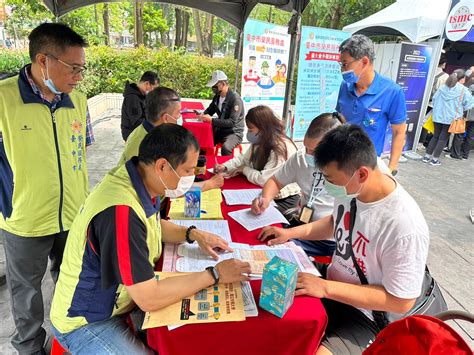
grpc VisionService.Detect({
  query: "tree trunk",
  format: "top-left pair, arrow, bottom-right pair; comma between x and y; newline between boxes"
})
160,4 -> 170,46
329,3 -> 342,29
103,3 -> 110,46
268,6 -> 273,23
134,2 -> 144,46
182,11 -> 190,50
193,9 -> 203,53
94,5 -> 100,37
175,8 -> 182,48
202,13 -> 214,57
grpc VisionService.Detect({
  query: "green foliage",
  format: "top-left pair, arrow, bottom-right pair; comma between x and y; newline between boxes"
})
250,4 -> 292,26
5,0 -> 53,40
302,0 -> 396,29
0,46 -> 239,99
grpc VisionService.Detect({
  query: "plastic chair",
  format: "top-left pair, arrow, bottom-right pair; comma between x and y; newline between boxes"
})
214,143 -> 243,157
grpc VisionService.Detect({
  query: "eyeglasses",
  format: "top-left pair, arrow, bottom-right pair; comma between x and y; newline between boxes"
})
337,59 -> 358,69
47,54 -> 87,76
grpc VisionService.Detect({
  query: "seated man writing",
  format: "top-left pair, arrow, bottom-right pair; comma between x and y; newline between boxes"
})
259,125 -> 429,354
198,70 -> 245,156
50,124 -> 250,354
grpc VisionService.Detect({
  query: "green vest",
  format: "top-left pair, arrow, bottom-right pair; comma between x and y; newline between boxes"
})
119,123 -> 148,166
0,75 -> 89,236
50,163 -> 162,333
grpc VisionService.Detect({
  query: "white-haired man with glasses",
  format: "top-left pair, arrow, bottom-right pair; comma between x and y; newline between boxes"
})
0,22 -> 93,354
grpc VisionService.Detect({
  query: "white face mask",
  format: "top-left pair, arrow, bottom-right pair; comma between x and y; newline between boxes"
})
166,113 -> 183,126
159,161 -> 194,198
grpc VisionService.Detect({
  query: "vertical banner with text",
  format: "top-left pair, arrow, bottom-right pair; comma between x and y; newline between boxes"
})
292,27 -> 349,140
241,19 -> 291,118
382,43 -> 432,154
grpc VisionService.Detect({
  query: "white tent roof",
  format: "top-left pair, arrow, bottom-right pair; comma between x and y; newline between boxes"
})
343,0 -> 451,43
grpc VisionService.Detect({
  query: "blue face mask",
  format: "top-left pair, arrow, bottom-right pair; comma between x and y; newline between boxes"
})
324,171 -> 363,200
305,153 -> 316,168
341,70 -> 360,86
41,58 -> 62,95
246,131 -> 260,145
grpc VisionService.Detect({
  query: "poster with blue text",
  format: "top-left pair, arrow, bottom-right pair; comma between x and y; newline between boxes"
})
293,27 -> 349,140
241,19 -> 291,118
382,43 -> 432,154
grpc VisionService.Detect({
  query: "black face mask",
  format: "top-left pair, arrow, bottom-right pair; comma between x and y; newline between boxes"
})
212,85 -> 220,96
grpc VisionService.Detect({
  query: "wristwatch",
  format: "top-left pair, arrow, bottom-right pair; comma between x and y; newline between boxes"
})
205,266 -> 219,286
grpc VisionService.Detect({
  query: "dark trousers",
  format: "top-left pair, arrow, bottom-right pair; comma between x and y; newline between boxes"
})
451,121 -> 474,159
2,229 -> 68,354
214,132 -> 242,156
426,122 -> 450,159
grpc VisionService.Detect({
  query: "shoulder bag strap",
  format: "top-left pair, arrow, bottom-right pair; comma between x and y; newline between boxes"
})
347,198 -> 389,329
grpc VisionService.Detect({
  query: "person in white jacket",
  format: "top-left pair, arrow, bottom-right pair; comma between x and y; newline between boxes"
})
215,105 -> 300,214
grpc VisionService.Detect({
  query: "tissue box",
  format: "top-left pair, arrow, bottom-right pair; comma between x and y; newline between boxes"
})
184,187 -> 201,218
259,256 -> 298,318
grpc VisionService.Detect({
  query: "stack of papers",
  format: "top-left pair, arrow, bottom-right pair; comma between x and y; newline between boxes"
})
168,188 -> 223,220
227,206 -> 289,231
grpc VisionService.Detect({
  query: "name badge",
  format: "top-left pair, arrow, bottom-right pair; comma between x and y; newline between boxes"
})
299,206 -> 314,224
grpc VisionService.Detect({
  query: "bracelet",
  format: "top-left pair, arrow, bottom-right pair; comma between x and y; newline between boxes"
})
185,225 -> 197,244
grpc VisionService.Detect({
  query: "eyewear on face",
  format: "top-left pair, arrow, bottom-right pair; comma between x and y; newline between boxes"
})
47,54 -> 87,76
338,59 -> 358,69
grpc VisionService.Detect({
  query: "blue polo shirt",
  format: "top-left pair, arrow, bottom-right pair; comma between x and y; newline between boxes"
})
336,71 -> 407,156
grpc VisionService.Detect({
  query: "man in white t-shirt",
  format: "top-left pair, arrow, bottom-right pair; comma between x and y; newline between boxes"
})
259,125 -> 429,354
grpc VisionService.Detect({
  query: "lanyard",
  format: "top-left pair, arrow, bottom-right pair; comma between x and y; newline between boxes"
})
306,172 -> 324,208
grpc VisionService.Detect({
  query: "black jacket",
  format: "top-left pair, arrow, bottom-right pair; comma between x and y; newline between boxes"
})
121,82 -> 146,141
204,89 -> 245,139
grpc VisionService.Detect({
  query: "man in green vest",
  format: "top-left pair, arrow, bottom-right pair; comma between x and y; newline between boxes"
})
120,86 -> 224,192
50,124 -> 250,353
0,23 -> 93,354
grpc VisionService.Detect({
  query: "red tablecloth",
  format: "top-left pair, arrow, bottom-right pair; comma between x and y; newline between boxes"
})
147,156 -> 328,355
181,101 -> 214,152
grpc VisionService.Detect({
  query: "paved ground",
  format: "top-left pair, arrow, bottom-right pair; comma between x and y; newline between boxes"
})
0,110 -> 472,354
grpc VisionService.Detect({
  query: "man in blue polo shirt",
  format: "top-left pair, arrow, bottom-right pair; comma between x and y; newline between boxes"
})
336,34 -> 407,174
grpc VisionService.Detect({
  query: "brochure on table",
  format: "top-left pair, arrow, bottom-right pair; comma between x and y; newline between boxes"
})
142,272 -> 245,329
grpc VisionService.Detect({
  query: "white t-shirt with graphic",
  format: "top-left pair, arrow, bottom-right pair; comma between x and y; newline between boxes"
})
274,148 -> 334,221
327,180 -> 429,322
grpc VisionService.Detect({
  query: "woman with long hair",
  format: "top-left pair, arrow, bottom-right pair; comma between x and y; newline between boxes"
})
215,105 -> 300,213
422,69 -> 473,166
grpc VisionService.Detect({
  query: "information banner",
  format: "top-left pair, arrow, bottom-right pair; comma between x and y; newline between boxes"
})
241,19 -> 291,118
292,27 -> 349,140
382,43 -> 432,154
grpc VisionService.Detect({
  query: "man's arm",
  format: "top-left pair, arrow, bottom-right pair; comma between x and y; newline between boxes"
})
388,122 -> 406,172
122,96 -> 143,131
127,258 -> 251,312
257,214 -> 334,245
160,219 -> 233,260
296,274 -> 416,314
212,96 -> 244,129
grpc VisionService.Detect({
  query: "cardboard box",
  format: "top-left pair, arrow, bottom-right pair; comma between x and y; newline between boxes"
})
259,256 -> 298,318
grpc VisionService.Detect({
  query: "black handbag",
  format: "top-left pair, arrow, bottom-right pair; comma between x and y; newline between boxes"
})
347,198 -> 448,330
